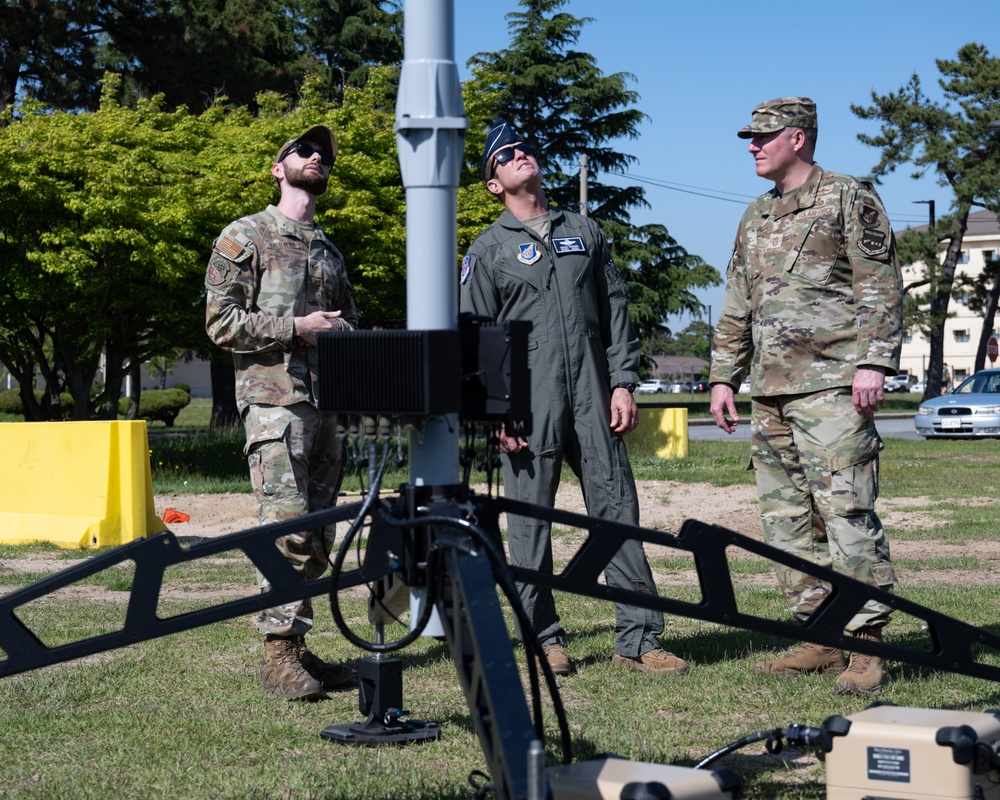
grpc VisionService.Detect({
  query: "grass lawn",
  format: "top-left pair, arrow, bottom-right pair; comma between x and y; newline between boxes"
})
2,409 -> 1000,798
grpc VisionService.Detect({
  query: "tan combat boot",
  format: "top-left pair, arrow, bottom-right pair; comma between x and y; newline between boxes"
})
261,634 -> 328,700
835,627 -> 887,696
754,642 -> 846,676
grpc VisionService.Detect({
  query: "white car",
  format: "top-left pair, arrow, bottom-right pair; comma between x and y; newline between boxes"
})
636,379 -> 669,394
738,379 -> 751,394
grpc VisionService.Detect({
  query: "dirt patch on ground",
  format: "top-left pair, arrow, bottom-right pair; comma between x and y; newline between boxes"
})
149,483 -> 1000,588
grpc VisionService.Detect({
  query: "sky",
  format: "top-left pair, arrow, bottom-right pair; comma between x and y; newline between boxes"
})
447,0 -> 1000,335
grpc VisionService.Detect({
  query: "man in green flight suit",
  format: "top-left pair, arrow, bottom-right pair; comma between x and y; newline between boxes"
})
709,98 -> 903,695
205,125 -> 357,701
460,119 -> 689,678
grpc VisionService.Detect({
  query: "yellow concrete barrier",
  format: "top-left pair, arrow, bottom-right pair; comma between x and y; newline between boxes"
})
631,407 -> 689,459
0,421 -> 167,549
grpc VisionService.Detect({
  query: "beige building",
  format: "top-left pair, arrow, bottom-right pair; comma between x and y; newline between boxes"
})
898,209 -> 1000,386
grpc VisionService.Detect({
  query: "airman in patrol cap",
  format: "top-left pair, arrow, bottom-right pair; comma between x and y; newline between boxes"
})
710,97 -> 904,696
205,125 -> 357,701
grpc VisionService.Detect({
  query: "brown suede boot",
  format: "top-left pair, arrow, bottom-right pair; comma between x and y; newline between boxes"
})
261,634 -> 328,700
835,627 -> 887,696
754,642 -> 846,676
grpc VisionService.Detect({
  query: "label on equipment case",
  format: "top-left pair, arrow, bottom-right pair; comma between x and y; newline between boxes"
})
867,746 -> 911,782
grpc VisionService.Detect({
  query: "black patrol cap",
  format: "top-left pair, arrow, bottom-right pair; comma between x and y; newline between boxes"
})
482,118 -> 528,181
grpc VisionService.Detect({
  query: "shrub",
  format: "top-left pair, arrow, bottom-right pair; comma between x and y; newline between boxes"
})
0,389 -> 22,415
121,388 -> 192,427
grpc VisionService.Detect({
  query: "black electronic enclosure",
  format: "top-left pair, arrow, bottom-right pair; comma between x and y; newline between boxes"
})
315,316 -> 531,431
317,328 -> 461,416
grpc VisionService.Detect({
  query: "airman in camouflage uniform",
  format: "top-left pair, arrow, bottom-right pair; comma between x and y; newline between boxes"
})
709,98 -> 903,696
205,125 -> 357,700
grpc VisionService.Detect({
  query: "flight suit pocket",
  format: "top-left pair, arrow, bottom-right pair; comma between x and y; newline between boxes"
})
244,416 -> 293,500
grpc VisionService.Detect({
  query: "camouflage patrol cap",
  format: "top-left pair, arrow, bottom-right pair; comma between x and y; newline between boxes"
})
274,125 -> 338,165
737,97 -> 817,139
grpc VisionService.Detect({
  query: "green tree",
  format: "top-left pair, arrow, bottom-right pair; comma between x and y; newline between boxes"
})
464,0 -> 720,350
0,0 -> 102,114
295,0 -> 403,103
852,42 -> 1000,398
0,71 -> 409,421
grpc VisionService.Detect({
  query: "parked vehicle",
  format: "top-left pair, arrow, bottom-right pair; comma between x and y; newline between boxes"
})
692,379 -> 710,393
636,379 -> 670,394
913,369 -> 1000,439
910,380 -> 925,394
885,372 -> 917,393
669,381 -> 693,393
738,379 -> 752,394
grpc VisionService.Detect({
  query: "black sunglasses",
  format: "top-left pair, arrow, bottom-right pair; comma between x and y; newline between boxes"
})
489,142 -> 535,177
279,141 -> 335,167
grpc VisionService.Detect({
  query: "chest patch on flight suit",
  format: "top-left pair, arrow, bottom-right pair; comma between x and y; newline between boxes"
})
552,236 -> 586,254
517,243 -> 542,265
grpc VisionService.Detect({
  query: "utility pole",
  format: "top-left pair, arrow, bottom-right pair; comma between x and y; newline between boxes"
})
579,154 -> 588,217
914,199 -> 935,229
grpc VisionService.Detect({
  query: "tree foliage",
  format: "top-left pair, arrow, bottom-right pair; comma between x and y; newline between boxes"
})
0,71 -> 410,420
852,42 -> 1000,397
464,0 -> 720,357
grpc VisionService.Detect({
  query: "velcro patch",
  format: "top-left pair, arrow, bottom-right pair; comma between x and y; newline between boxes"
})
461,252 -> 476,284
206,257 -> 231,286
215,235 -> 246,260
553,236 -> 586,254
858,228 -> 888,257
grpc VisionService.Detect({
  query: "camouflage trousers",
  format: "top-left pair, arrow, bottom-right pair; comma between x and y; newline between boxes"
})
750,388 -> 898,633
243,402 -> 346,636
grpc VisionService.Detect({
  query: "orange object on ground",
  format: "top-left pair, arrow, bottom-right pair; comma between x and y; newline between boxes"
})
163,508 -> 191,524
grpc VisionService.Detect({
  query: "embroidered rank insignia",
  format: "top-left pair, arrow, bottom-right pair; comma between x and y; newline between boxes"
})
517,242 -> 542,265
858,228 -> 888,256
215,235 -> 245,260
860,204 -> 880,227
460,252 -> 476,284
552,236 -> 586,254
206,257 -> 230,286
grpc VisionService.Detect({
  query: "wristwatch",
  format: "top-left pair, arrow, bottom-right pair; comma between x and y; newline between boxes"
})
614,383 -> 636,393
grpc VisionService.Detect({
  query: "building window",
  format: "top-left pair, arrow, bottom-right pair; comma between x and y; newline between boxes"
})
960,250 -> 970,264
955,369 -> 969,383
985,250 -> 996,264
954,329 -> 971,343
902,332 -> 912,343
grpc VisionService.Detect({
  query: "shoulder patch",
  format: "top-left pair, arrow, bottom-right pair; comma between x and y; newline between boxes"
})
215,235 -> 246,260
206,257 -> 231,286
858,228 -> 888,257
859,204 -> 881,227
461,252 -> 476,285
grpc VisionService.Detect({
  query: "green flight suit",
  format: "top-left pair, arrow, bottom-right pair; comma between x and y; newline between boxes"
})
460,207 -> 664,657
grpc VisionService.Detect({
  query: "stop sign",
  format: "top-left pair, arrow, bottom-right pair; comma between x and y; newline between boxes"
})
989,336 -> 999,365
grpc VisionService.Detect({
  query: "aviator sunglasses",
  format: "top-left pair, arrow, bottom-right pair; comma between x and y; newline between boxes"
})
279,141 -> 335,167
489,142 -> 535,177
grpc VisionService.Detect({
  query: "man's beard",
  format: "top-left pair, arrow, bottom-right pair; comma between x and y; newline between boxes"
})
284,164 -> 329,196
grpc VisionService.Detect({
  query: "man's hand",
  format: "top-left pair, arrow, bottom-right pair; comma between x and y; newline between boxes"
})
853,365 -> 887,416
293,311 -> 344,346
610,387 -> 639,435
498,424 -> 528,454
710,383 -> 740,434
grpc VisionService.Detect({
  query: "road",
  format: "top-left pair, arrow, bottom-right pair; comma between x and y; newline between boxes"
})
685,414 -> 919,442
